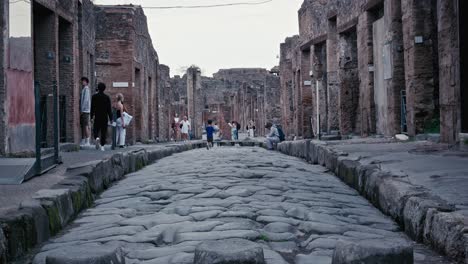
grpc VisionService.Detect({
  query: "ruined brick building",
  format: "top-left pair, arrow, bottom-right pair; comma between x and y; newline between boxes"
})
280,0 -> 466,143
158,67 -> 281,141
0,1 -> 159,155
94,5 -> 158,145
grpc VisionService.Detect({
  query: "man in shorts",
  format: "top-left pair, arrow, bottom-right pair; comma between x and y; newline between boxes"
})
80,77 -> 91,146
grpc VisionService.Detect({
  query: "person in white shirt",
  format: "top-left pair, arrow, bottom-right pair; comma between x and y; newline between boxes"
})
80,77 -> 91,146
180,116 -> 191,141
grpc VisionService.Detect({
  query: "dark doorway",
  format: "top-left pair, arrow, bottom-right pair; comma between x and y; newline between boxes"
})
460,0 -> 468,132
59,17 -> 73,142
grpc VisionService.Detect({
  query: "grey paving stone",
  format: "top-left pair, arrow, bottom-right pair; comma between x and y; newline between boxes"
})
45,244 -> 124,264
194,238 -> 265,264
332,239 -> 413,264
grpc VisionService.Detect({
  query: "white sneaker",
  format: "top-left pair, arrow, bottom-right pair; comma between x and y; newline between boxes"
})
100,146 -> 105,151
95,138 -> 100,150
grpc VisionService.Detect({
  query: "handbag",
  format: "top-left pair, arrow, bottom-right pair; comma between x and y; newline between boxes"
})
123,112 -> 133,125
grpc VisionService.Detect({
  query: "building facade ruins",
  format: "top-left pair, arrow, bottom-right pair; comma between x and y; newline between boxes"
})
280,0 -> 466,143
0,1 -> 159,155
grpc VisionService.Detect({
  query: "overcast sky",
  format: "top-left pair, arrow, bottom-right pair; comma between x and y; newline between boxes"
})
94,0 -> 303,76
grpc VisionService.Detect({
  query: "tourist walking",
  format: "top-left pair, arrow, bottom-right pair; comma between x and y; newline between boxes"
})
91,83 -> 112,151
80,77 -> 91,146
180,116 -> 191,141
265,122 -> 280,150
205,120 -> 216,149
114,93 -> 126,148
228,121 -> 238,140
246,120 -> 256,138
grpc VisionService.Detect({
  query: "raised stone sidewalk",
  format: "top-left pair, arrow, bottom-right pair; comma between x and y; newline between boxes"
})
277,139 -> 468,263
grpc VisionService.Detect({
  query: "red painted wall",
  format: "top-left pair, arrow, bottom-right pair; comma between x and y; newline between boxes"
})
7,69 -> 35,125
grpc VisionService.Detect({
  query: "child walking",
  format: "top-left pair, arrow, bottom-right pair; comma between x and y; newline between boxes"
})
205,120 -> 216,149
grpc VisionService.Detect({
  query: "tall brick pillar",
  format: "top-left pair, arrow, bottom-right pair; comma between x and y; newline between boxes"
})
327,18 -> 340,134
187,67 -> 202,139
58,18 -> 75,143
338,28 -> 360,136
34,6 -> 58,147
312,43 -> 328,136
357,11 -> 377,136
301,49 -> 313,138
0,0 -> 6,154
402,0 -> 439,136
383,0 -> 405,136
437,0 -> 460,143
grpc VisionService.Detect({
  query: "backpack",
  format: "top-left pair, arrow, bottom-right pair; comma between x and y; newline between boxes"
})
277,126 -> 286,142
236,123 -> 241,130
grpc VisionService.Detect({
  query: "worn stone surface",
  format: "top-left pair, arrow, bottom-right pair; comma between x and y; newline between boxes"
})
45,244 -> 124,264
332,239 -> 413,264
194,238 -> 265,264
278,139 -> 467,263
31,147 -> 449,264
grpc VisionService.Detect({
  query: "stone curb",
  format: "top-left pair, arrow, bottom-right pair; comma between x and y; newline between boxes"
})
277,140 -> 467,263
0,142 -> 210,263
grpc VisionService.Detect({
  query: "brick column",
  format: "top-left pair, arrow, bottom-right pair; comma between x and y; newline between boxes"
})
300,49 -> 313,138
327,18 -> 340,134
383,0 -> 405,136
338,28 -> 360,136
437,0 -> 460,143
357,12 -> 377,136
402,0 -> 439,136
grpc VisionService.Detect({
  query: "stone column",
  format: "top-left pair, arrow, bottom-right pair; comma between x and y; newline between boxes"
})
437,0 -> 460,143
338,28 -> 360,136
383,0 -> 405,136
357,12 -> 377,136
402,0 -> 439,137
301,49 -> 313,138
327,18 -> 340,134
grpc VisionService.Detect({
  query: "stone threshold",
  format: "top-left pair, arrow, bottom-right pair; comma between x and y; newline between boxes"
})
0,141 -> 267,263
277,140 -> 467,264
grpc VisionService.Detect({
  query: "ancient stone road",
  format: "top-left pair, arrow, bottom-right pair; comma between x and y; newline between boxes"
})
33,147 -> 451,264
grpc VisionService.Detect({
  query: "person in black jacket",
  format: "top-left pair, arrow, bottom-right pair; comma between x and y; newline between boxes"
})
91,83 -> 113,151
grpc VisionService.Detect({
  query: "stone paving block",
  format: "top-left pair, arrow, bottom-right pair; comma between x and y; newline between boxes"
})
336,159 -> 360,190
331,239 -> 414,264
0,228 -> 5,264
33,189 -> 74,236
194,238 -> 265,264
377,178 -> 425,224
45,244 -> 125,264
19,199 -> 50,244
0,209 -> 36,261
423,210 -> 466,261
52,176 -> 93,216
403,195 -> 454,242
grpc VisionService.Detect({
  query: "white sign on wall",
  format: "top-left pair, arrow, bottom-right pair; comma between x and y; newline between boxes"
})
304,80 -> 312,86
113,82 -> 129,88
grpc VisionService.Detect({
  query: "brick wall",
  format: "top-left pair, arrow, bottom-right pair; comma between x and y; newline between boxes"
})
0,0 -> 6,154
95,5 -> 158,144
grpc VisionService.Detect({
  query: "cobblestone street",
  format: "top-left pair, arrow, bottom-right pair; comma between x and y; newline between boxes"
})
30,148 -> 454,264
31,147 -> 451,264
